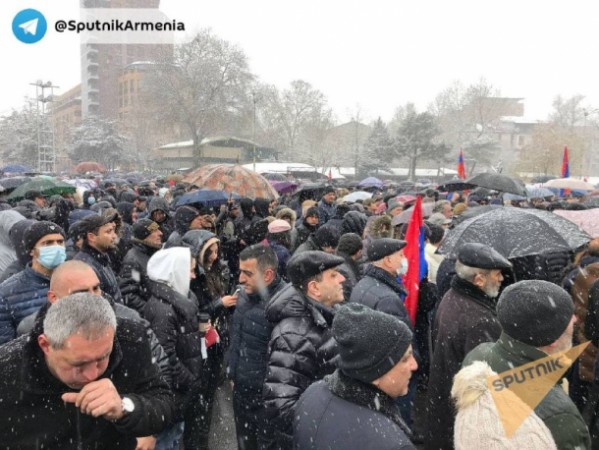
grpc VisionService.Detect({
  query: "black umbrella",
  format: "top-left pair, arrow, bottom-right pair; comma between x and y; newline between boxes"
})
466,173 -> 527,197
0,176 -> 31,190
453,205 -> 504,225
437,179 -> 476,192
438,207 -> 591,259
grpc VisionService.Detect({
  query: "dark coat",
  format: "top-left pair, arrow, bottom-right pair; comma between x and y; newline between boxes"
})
147,197 -> 173,242
350,264 -> 411,328
293,220 -> 318,252
0,265 -> 50,345
336,252 -> 362,301
0,219 -> 35,284
142,279 -> 203,394
424,276 -> 502,450
293,235 -> 320,255
228,277 -> 286,405
317,199 -> 336,225
294,370 -> 415,450
0,316 -> 175,449
263,283 -> 338,448
464,333 -> 591,450
118,240 -> 159,313
268,241 -> 291,282
74,243 -> 123,304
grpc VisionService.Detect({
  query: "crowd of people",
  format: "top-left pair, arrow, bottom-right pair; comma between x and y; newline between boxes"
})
0,177 -> 597,449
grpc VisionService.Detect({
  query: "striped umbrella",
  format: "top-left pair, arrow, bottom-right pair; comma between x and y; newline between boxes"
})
183,164 -> 279,200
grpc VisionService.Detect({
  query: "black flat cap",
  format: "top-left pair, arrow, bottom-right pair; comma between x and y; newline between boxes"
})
367,238 -> 406,262
457,243 -> 512,270
79,212 -> 119,235
287,250 -> 344,288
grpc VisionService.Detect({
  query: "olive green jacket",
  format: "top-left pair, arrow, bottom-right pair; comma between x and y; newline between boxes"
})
463,332 -> 590,450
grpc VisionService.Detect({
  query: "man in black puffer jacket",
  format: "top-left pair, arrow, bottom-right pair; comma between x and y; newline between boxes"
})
263,250 -> 345,449
228,244 -> 286,450
119,219 -> 163,313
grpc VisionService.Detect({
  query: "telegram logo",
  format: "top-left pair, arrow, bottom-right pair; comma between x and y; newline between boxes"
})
12,9 -> 47,44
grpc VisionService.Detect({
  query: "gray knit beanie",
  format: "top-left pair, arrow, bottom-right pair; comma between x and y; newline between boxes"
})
333,303 -> 412,383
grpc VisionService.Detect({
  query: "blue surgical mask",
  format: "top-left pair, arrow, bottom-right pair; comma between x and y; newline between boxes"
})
38,245 -> 67,270
88,196 -> 96,205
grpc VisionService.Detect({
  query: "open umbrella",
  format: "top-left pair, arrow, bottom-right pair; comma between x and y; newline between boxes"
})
466,173 -> 527,196
6,177 -> 76,203
391,202 -> 435,226
102,178 -> 130,188
174,189 -> 240,208
544,178 -> 596,191
0,176 -> 32,190
358,177 -> 384,189
270,181 -> 298,195
74,162 -> 106,174
343,191 -> 372,203
437,207 -> 591,259
63,179 -> 98,191
184,164 -> 279,200
1,164 -> 31,174
437,179 -> 477,192
553,209 -> 599,237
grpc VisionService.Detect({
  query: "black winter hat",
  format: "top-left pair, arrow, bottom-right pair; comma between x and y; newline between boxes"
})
78,212 -> 119,237
334,303 -> 413,383
497,280 -> 574,347
175,205 -> 201,228
24,221 -> 66,253
323,185 -> 335,195
314,226 -> 341,249
132,218 -> 161,241
305,206 -> 319,218
336,233 -> 363,256
457,243 -> 512,270
367,238 -> 406,262
342,211 -> 368,236
286,250 -> 344,288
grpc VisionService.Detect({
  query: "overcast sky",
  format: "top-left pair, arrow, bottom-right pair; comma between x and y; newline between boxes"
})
2,0 -> 599,123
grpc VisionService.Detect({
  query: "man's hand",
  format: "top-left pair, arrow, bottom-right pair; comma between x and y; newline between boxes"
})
136,436 -> 157,450
221,293 -> 238,308
62,378 -> 124,421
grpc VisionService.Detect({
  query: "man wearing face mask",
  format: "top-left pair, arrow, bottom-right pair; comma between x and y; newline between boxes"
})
350,238 -> 412,329
0,221 -> 66,344
424,243 -> 512,450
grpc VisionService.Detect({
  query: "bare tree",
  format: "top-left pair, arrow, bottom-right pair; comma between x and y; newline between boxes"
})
144,29 -> 253,164
0,103 -> 39,167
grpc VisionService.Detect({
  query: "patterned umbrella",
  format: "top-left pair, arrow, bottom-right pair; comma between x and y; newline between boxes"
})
74,161 -> 106,174
184,164 -> 279,199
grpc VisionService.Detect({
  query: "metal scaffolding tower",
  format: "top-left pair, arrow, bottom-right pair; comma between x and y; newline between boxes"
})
30,80 -> 58,173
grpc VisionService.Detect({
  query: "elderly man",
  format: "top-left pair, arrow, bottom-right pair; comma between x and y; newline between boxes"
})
0,221 -> 65,344
263,250 -> 345,448
350,238 -> 410,327
463,280 -> 591,449
0,293 -> 175,449
425,243 -> 512,450
294,303 -> 417,449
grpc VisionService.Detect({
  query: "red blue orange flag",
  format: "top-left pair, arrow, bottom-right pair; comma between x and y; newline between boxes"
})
561,146 -> 570,178
402,196 -> 428,325
457,149 -> 467,180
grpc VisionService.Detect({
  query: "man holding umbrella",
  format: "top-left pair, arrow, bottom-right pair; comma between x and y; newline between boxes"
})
425,243 -> 512,450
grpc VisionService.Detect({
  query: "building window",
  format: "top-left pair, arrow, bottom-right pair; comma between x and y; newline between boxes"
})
518,135 -> 525,146
130,79 -> 134,92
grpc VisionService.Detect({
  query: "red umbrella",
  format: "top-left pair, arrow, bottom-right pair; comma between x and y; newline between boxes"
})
184,164 -> 279,199
74,161 -> 106,174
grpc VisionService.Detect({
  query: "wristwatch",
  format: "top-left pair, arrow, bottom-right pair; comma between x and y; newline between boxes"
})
121,397 -> 135,415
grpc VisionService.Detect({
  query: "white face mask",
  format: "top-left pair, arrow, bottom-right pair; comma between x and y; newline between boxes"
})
396,258 -> 409,276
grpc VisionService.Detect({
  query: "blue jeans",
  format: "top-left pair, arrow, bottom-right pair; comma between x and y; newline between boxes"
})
155,421 -> 184,450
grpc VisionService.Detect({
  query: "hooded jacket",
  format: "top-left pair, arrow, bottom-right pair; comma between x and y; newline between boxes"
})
253,197 -> 271,219
263,283 -> 338,447
0,218 -> 35,283
116,202 -> 136,225
74,243 -> 123,304
147,197 -> 173,241
143,247 -> 203,395
0,210 -> 26,275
